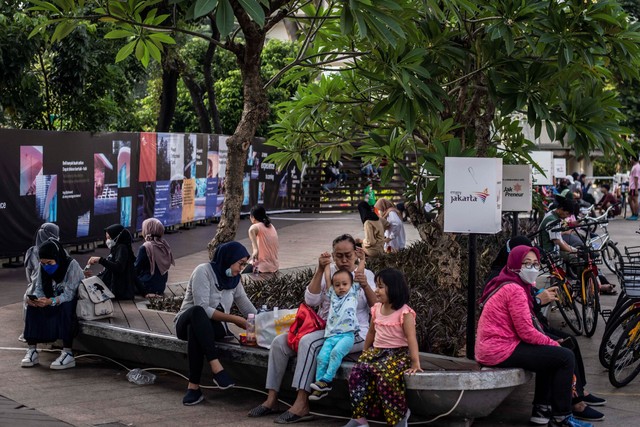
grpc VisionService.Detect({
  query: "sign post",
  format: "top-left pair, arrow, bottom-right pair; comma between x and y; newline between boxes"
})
444,157 -> 503,360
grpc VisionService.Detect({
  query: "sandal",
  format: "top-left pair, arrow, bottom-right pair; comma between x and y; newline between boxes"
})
273,411 -> 314,424
248,405 -> 279,417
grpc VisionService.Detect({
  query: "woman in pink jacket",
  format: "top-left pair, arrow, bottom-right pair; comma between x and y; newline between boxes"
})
476,246 -> 590,427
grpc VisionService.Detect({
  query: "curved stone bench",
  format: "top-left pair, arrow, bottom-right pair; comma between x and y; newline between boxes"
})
76,318 -> 529,426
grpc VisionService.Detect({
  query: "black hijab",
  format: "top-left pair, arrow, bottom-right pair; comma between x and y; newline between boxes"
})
38,239 -> 71,298
105,223 -> 134,257
210,241 -> 250,290
358,201 -> 379,224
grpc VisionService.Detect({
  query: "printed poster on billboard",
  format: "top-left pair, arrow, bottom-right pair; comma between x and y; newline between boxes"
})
444,157 -> 503,234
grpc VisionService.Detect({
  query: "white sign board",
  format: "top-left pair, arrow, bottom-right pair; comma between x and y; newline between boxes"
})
530,151 -> 554,185
502,165 -> 532,212
444,157 -> 502,234
554,158 -> 566,180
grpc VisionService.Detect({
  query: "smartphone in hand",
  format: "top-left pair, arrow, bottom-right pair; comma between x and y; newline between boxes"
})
27,294 -> 38,300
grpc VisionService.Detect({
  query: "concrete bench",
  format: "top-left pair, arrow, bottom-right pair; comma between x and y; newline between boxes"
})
75,305 -> 530,427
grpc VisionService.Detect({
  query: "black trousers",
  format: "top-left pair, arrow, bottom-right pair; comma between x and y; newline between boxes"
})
24,301 -> 77,348
175,305 -> 226,384
498,342 -> 575,416
547,328 -> 586,404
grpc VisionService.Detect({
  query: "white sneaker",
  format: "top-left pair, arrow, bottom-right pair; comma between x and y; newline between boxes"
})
18,333 -> 26,343
21,349 -> 39,367
50,352 -> 75,370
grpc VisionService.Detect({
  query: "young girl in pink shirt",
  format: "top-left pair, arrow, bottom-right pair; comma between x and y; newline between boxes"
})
344,268 -> 422,427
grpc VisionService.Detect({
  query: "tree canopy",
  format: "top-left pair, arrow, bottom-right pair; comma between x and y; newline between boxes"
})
267,0 -> 640,202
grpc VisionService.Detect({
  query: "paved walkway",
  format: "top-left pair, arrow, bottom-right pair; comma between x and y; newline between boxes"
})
1,213 -> 640,426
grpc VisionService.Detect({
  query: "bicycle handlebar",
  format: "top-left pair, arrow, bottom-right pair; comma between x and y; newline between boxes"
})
550,218 -> 609,233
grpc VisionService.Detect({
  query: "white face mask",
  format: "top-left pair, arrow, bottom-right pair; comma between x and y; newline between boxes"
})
106,239 -> 115,249
518,266 -> 540,284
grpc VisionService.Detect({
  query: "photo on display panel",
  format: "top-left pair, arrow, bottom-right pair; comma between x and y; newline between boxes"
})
114,140 -> 131,189
35,174 -> 57,221
20,145 -> 43,196
94,153 -> 117,215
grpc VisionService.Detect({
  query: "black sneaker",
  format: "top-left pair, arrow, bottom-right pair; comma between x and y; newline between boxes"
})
530,405 -> 551,425
183,388 -> 204,406
308,390 -> 328,401
582,394 -> 607,406
212,370 -> 235,390
310,380 -> 332,392
573,405 -> 604,421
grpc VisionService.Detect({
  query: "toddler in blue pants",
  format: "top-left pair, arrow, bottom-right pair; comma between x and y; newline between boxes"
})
310,266 -> 361,400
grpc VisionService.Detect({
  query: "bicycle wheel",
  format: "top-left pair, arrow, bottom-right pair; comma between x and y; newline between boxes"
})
554,278 -> 583,336
582,271 -> 600,337
599,307 -> 640,369
609,316 -> 640,387
602,241 -> 623,275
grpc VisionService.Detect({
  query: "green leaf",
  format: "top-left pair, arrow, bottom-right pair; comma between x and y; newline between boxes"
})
115,40 -> 136,62
104,29 -> 135,39
144,39 -> 162,63
51,21 -> 76,43
216,0 -> 234,38
237,0 -> 265,27
148,32 -> 176,44
194,0 -> 217,19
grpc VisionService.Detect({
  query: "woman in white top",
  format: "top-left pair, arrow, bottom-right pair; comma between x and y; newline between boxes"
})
174,241 -> 256,406
375,198 -> 406,252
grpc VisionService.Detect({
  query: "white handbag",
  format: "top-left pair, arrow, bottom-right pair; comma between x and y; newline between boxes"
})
76,276 -> 115,320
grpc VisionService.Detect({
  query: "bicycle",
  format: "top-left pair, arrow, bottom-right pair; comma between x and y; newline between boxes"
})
544,218 -> 608,337
529,219 -> 584,335
585,204 -> 623,275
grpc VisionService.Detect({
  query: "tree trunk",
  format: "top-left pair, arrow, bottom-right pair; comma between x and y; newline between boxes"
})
156,52 -> 179,132
207,31 -> 269,258
406,201 -> 462,289
204,23 -> 223,134
178,58 -> 212,134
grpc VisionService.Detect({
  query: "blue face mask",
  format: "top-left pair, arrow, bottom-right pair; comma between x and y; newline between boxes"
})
43,263 -> 58,275
225,267 -> 233,277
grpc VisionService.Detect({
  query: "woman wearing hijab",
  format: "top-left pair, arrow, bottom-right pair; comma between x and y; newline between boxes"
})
174,241 -> 257,406
476,246 -> 590,427
248,205 -> 279,274
86,224 -> 136,300
374,198 -> 406,252
22,239 -> 84,370
357,201 -> 386,257
135,218 -> 175,297
20,222 -> 61,342
484,237 -> 606,422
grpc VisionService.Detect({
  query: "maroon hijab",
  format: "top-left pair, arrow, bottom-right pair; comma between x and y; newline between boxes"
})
479,245 -> 540,309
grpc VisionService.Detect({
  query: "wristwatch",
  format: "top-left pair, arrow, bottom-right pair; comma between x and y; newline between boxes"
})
535,296 -> 542,306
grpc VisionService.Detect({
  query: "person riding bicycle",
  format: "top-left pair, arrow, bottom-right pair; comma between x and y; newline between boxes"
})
538,196 -> 580,257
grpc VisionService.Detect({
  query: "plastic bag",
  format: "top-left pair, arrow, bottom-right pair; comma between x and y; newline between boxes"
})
126,368 -> 156,385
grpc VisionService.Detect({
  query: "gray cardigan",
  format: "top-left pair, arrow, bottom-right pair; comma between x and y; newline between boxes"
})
174,263 -> 256,324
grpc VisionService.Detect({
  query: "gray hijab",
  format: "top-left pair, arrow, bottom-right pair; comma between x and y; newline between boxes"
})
24,223 -> 60,266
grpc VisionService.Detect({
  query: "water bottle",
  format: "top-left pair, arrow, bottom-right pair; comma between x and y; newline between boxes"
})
258,304 -> 268,314
246,313 -> 257,346
126,368 -> 156,385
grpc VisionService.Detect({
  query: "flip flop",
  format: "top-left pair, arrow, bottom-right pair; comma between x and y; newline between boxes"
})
273,411 -> 314,424
248,405 -> 279,418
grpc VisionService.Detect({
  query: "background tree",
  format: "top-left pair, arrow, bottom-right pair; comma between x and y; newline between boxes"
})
266,0 -> 640,291
28,0 -> 408,254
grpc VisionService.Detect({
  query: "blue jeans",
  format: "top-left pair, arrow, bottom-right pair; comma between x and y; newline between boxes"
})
316,332 -> 355,383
